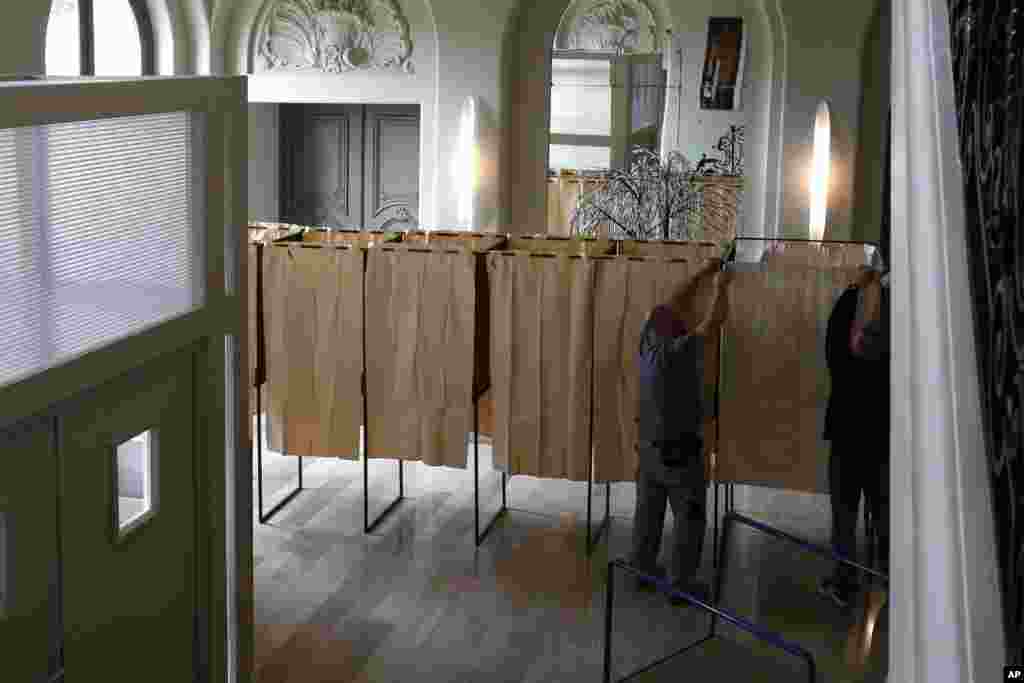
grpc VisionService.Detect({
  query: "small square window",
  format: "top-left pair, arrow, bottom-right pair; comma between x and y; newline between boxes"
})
115,430 -> 158,538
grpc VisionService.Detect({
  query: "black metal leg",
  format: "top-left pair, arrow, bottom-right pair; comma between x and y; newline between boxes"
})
257,386 -> 303,524
711,511 -> 734,638
586,472 -> 594,554
474,404 -> 480,545
363,428 -> 404,534
605,481 -> 611,529
603,560 -> 615,683
607,514 -> 836,681
475,391 -> 506,546
712,481 -> 719,569
256,388 -> 263,518
587,479 -> 611,555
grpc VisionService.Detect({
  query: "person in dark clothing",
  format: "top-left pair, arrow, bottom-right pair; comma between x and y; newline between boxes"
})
630,258 -> 732,604
820,268 -> 891,609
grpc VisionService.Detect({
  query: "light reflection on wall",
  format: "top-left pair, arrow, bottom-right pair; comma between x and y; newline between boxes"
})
809,100 -> 831,241
453,96 -> 479,229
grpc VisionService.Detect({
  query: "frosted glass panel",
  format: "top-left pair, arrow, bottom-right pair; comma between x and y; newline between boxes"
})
94,0 -> 143,76
0,112 -> 205,389
46,0 -> 81,76
549,144 -> 611,172
551,59 -> 612,136
117,430 -> 157,535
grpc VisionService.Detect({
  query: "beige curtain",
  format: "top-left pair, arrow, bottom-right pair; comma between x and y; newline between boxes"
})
591,258 -> 719,483
505,235 -> 614,257
761,242 -> 874,268
311,246 -> 364,458
717,266 -> 860,493
247,224 -> 296,426
365,248 -> 476,468
488,253 -> 595,481
264,245 -> 363,459
617,240 -> 721,260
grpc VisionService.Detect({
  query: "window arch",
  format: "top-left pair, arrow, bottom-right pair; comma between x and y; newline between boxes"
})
553,0 -> 661,55
46,0 -> 156,77
548,0 -> 666,177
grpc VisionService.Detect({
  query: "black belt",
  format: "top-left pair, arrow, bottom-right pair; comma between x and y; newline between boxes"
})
639,436 -> 702,449
639,435 -> 702,466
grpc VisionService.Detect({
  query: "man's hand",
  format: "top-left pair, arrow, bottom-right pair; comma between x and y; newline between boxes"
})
669,258 -> 721,318
714,268 -> 734,291
855,267 -> 880,289
694,268 -> 733,336
700,258 -> 722,277
860,279 -> 882,326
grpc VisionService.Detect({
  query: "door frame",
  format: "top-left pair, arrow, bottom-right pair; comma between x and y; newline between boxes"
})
890,0 -> 1006,680
0,76 -> 252,683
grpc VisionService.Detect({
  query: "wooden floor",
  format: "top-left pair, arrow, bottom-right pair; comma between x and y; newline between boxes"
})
252,416 -> 888,682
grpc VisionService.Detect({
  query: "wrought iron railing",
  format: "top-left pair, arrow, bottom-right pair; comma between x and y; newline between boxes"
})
948,0 -> 1024,663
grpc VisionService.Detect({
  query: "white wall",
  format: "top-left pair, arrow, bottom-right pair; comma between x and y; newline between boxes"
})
776,0 -> 885,241
660,0 -> 752,167
247,103 -> 279,223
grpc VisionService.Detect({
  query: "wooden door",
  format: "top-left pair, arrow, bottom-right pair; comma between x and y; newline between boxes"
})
363,105 -> 420,230
0,418 -> 61,681
280,104 -> 421,230
280,104 -> 364,228
59,347 -> 198,680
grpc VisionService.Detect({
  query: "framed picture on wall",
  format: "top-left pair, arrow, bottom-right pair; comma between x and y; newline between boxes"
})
700,18 -> 744,111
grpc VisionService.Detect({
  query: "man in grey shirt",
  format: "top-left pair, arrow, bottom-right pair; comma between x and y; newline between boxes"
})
631,259 -> 732,603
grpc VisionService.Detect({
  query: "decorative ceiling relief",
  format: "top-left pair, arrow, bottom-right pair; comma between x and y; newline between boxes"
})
256,0 -> 414,74
554,0 -> 660,55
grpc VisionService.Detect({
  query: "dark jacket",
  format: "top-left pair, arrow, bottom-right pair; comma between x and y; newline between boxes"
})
823,287 -> 890,441
636,305 -> 704,442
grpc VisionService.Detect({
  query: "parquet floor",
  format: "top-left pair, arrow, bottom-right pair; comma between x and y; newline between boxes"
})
252,416 -> 888,682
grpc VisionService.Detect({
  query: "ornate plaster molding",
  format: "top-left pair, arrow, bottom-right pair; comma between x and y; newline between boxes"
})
255,0 -> 414,74
554,0 -> 660,54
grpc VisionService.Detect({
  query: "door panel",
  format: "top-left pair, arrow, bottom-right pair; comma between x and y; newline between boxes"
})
280,104 -> 421,230
0,417 -> 60,682
364,105 -> 420,231
59,348 -> 197,681
280,104 -> 363,229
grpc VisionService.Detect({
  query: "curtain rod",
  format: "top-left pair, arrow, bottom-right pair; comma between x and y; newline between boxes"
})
735,236 -> 880,247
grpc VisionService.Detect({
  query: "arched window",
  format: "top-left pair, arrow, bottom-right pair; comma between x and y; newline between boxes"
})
547,0 -> 666,235
548,0 -> 664,174
46,0 -> 155,77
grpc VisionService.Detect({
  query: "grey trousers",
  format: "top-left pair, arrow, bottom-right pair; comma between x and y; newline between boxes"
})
629,441 -> 708,585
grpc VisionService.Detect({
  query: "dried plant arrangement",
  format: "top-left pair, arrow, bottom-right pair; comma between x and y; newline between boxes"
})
570,148 -> 740,247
